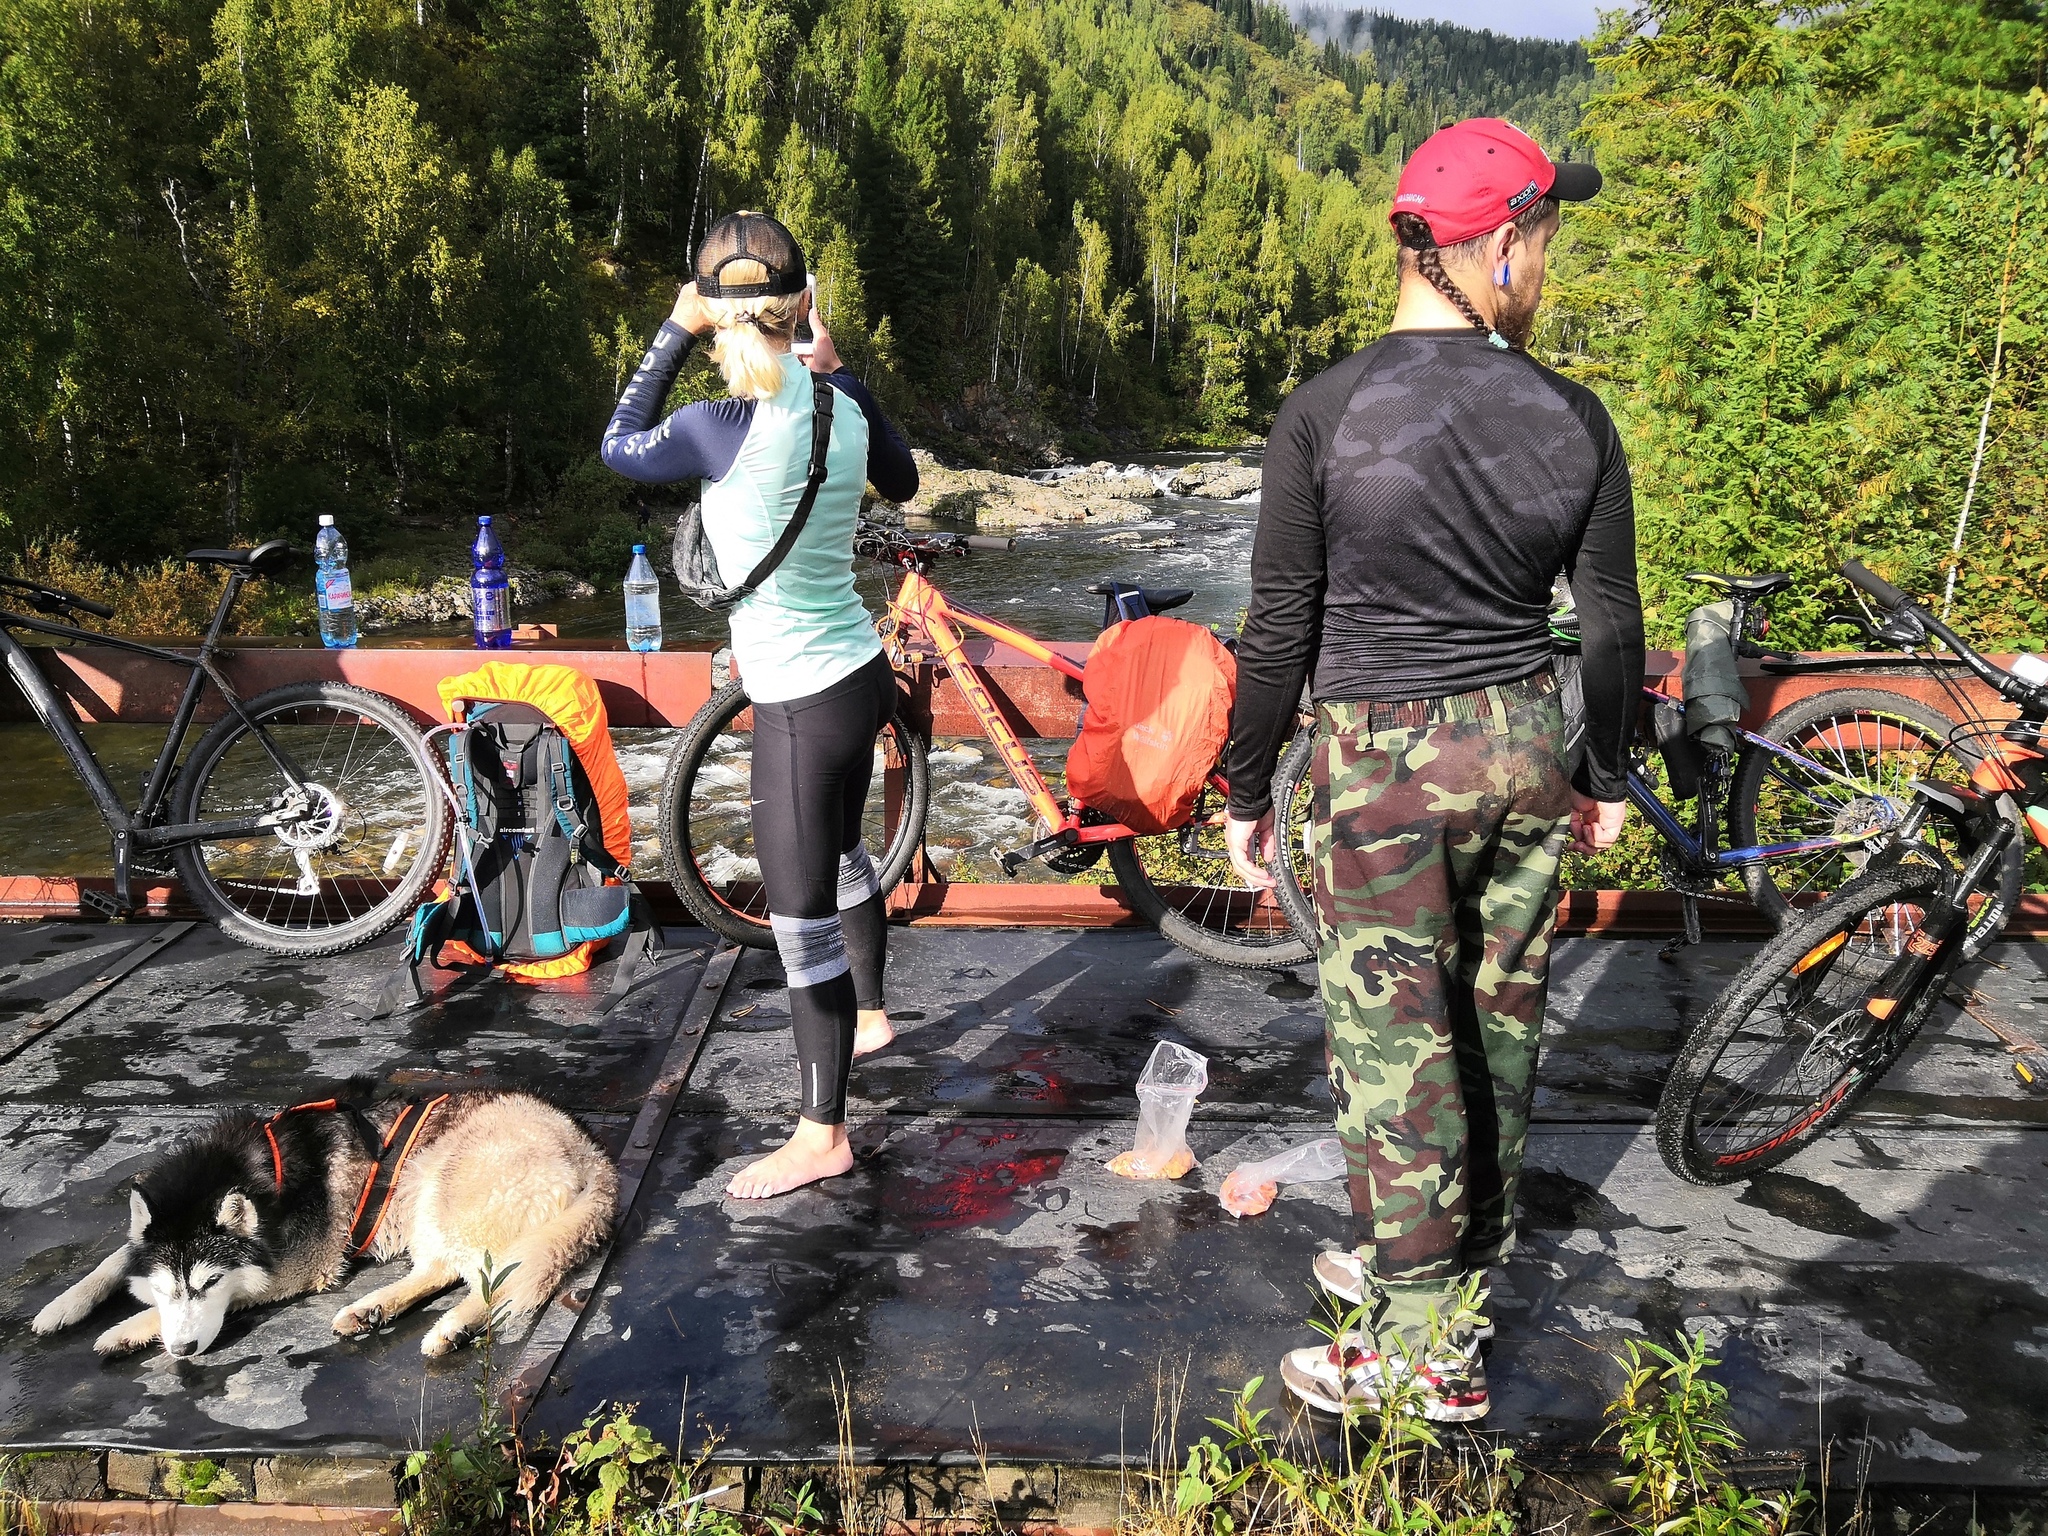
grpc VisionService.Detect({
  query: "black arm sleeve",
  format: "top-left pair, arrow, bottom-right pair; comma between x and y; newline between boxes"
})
1565,416 -> 1644,801
1224,390 -> 1331,819
829,369 -> 919,502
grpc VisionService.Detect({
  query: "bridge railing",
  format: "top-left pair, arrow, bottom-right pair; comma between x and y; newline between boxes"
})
0,640 -> 2031,935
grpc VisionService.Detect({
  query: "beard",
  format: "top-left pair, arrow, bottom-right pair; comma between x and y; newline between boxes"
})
1494,272 -> 1543,350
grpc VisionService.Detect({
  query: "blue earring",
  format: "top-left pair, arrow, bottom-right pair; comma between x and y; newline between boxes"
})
1498,260 -> 1512,287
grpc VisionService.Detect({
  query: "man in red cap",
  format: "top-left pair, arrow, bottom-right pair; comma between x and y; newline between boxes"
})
1223,118 -> 1642,1421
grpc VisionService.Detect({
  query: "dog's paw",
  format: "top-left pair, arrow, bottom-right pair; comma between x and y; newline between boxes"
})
32,1289 -> 93,1335
93,1320 -> 151,1357
420,1322 -> 469,1358
331,1302 -> 385,1338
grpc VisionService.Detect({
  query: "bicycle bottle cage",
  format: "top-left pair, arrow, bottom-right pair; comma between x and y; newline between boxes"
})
1087,580 -> 1194,630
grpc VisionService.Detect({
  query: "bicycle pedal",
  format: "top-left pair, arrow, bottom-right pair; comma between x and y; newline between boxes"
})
77,887 -> 122,919
997,848 -> 1027,878
2014,1055 -> 2048,1096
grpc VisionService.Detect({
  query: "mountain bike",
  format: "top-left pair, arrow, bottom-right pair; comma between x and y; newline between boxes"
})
657,521 -> 1314,967
0,542 -> 452,955
1260,570 -> 2015,959
1656,560 -> 2048,1183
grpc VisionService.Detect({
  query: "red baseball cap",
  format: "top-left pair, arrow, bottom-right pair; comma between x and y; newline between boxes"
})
1390,118 -> 1601,246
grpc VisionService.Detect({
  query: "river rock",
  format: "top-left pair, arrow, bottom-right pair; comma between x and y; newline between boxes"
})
886,451 -> 1154,533
1166,460 -> 1262,499
355,567 -> 597,630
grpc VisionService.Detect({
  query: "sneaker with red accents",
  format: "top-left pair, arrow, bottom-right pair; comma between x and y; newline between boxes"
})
1279,1332 -> 1490,1423
1312,1252 -> 1495,1342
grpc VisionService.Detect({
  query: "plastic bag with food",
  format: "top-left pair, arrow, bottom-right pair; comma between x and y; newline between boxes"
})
1107,1040 -> 1209,1180
1218,1137 -> 1346,1217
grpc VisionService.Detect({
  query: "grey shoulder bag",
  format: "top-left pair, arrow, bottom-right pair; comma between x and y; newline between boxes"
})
672,376 -> 836,612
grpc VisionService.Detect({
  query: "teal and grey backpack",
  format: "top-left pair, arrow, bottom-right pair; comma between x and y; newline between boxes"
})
370,663 -> 659,1015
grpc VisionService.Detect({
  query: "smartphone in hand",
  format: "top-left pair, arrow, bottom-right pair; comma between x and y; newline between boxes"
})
792,276 -> 818,359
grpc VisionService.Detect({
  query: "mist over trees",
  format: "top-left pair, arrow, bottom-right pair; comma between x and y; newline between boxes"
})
0,0 -> 2041,647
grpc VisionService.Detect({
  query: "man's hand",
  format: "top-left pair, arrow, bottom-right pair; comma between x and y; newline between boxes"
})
1569,792 -> 1625,855
1225,812 -> 1277,891
670,281 -> 717,336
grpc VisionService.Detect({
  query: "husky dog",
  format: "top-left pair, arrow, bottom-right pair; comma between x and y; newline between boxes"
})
30,1091 -> 616,1360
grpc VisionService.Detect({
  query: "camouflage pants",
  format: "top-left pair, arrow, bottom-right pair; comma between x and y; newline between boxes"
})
1312,674 -> 1572,1332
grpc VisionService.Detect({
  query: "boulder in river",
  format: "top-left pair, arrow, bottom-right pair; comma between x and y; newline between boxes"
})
885,451 -> 1156,533
1166,459 -> 1262,499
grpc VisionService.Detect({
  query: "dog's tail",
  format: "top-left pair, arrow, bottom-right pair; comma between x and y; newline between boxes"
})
478,1160 -> 618,1322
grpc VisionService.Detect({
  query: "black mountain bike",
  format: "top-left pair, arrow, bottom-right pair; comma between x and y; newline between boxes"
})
1261,569 -> 2017,960
0,541 -> 451,955
1657,560 -> 2048,1183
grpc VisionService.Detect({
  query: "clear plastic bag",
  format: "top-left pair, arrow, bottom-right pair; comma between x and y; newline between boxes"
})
1219,1137 -> 1345,1217
1107,1040 -> 1209,1180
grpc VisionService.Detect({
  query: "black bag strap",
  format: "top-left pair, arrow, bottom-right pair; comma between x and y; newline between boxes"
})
722,376 -> 837,604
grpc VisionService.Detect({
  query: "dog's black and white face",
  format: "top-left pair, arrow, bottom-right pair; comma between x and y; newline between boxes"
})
129,1186 -> 270,1358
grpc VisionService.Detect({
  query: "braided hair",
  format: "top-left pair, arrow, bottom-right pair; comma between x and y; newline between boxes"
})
1392,199 -> 1557,351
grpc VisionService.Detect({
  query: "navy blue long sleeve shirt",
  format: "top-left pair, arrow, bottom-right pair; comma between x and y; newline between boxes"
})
601,321 -> 919,502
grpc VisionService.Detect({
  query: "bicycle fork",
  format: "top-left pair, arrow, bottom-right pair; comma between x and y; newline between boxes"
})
1847,819 -> 2018,1063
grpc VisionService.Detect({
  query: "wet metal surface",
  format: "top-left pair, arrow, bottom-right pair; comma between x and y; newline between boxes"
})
2,920 -> 2045,1485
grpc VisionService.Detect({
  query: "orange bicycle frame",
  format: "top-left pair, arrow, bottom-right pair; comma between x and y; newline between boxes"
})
885,568 -> 1140,847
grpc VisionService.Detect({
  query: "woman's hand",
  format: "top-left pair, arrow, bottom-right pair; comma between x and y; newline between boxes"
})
670,281 -> 717,337
805,304 -> 844,374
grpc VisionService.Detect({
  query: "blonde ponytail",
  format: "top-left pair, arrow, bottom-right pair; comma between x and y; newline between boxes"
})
702,257 -> 804,400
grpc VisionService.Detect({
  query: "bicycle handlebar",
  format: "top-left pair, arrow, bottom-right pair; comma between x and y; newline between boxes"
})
1839,559 -> 2046,711
964,535 -> 1016,552
1841,560 -> 1908,613
0,575 -> 116,621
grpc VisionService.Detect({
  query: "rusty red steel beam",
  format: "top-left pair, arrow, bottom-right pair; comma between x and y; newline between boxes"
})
0,640 -> 2016,737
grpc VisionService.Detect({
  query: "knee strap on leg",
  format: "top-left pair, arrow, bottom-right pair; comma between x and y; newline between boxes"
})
770,912 -> 850,989
836,844 -> 880,910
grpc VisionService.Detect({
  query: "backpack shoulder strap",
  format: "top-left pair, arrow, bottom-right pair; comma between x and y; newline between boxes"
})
722,375 -> 837,603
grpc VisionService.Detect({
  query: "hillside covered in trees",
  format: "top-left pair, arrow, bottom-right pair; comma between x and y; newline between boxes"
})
0,0 -> 1587,573
1,0 -> 2043,652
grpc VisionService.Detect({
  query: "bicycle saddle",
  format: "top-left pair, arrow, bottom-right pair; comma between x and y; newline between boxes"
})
1087,580 -> 1195,615
1685,571 -> 1791,597
185,539 -> 294,577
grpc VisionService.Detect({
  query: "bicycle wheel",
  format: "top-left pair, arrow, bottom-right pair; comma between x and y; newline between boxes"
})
1106,738 -> 1315,970
1270,723 -> 1321,950
1657,858 -> 1957,1185
171,682 -> 452,957
657,679 -> 930,948
1729,687 -> 2021,958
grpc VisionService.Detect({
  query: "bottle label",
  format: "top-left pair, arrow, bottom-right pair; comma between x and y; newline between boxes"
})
474,586 -> 510,635
322,571 -> 354,610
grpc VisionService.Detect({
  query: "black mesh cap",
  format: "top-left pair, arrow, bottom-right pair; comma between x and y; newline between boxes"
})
694,212 -> 807,297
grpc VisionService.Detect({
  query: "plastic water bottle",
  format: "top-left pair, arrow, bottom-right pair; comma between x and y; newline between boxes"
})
624,544 -> 662,652
471,515 -> 512,649
314,515 -> 357,649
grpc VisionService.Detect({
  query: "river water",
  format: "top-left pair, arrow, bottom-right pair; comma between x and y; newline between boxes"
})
0,454 -> 1261,880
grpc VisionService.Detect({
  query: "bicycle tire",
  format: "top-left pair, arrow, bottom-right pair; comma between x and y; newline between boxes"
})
657,678 -> 930,948
1656,857 -> 1957,1185
171,682 -> 452,957
1270,723 -> 1321,952
1728,686 -> 2021,959
1104,737 -> 1315,969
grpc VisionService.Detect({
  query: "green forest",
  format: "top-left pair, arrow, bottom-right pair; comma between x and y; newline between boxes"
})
1,0 -> 2043,647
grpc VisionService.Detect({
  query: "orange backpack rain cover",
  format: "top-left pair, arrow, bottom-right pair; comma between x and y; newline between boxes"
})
1065,616 -> 1237,835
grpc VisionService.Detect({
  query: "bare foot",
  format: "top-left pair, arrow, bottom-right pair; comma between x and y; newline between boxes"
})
852,1008 -> 895,1058
727,1119 -> 855,1199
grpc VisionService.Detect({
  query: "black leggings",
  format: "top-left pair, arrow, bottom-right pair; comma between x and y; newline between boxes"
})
750,651 -> 894,1124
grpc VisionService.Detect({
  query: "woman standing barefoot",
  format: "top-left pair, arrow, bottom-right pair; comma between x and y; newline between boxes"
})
602,212 -> 916,1198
